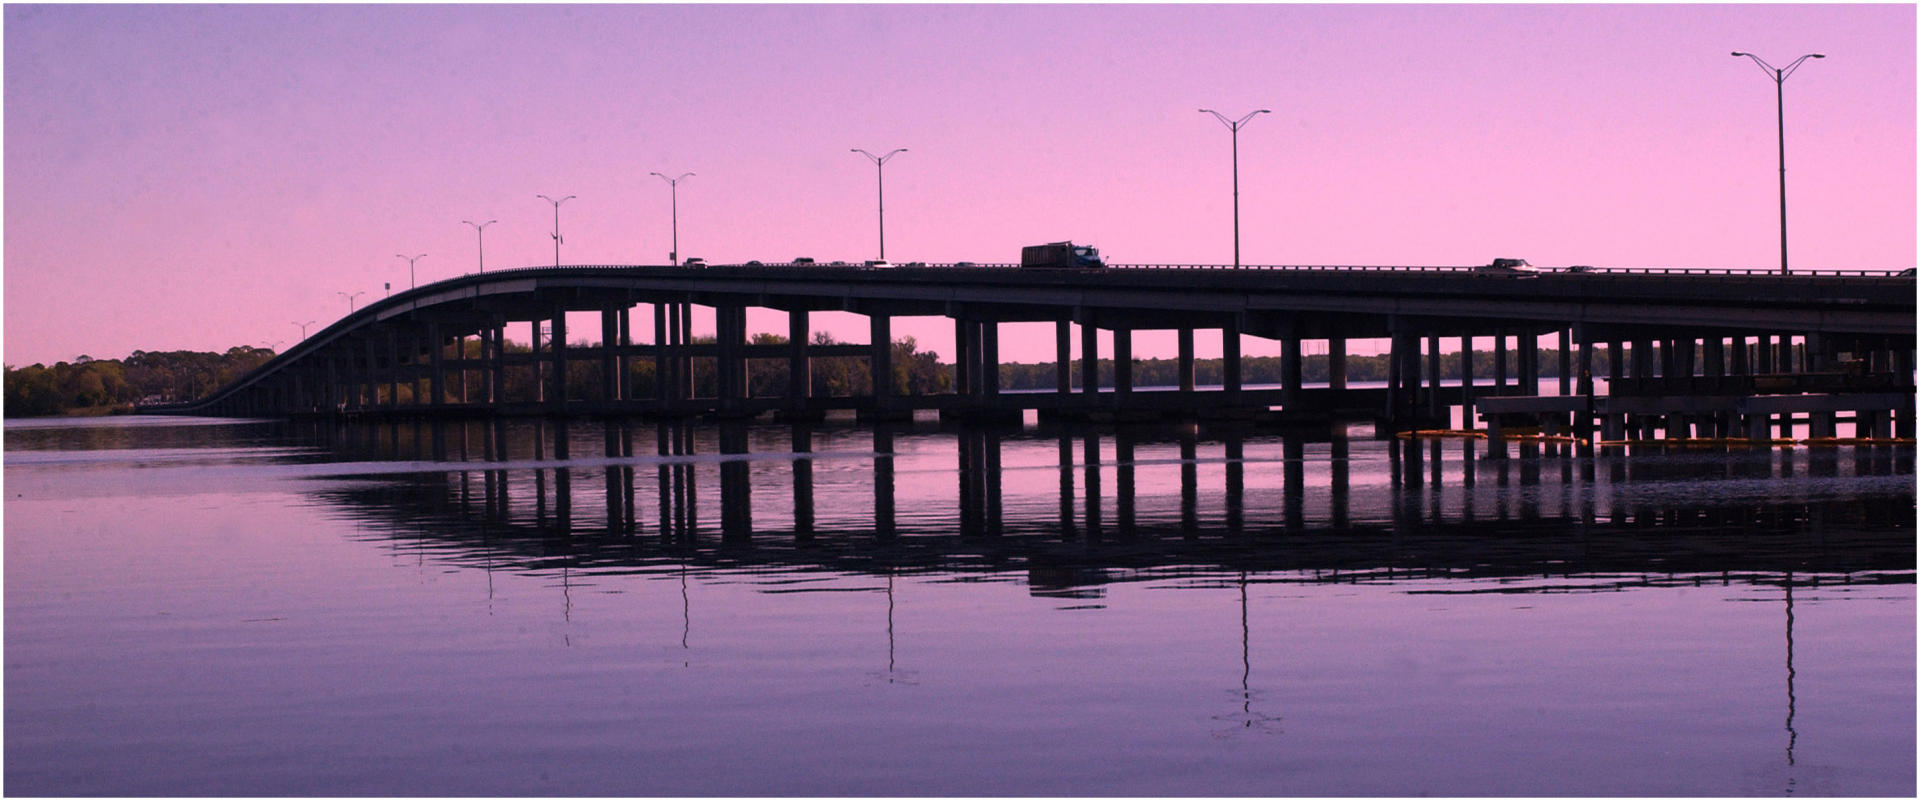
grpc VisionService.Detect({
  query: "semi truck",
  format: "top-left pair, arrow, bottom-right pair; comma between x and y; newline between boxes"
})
1020,241 -> 1105,269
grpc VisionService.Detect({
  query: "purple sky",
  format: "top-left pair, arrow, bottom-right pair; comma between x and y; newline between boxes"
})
5,4 -> 1913,367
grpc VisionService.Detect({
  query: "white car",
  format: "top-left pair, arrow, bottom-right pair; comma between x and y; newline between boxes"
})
1478,257 -> 1539,276
864,260 -> 894,269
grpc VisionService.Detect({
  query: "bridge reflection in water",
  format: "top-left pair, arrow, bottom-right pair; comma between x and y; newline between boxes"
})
299,418 -> 1913,586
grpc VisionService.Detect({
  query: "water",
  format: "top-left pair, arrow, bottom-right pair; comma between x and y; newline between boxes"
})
5,415 -> 1913,796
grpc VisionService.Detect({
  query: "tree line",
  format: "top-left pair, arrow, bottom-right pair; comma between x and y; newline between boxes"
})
5,347 -> 277,417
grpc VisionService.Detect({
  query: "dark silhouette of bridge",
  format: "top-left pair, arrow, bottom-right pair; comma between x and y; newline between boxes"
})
159,262 -> 1915,438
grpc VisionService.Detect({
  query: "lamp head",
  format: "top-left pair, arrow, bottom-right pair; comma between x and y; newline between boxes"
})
1731,51 -> 1746,56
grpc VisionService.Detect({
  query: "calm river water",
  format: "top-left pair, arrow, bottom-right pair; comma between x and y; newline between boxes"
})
5,414 -> 1913,796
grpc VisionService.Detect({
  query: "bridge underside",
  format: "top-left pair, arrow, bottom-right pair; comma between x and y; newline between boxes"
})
161,266 -> 1916,438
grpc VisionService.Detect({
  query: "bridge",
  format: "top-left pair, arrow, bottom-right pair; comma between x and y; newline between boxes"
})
163,261 -> 1916,438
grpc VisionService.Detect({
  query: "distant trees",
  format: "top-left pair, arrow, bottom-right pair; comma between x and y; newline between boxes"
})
4,346 -> 276,417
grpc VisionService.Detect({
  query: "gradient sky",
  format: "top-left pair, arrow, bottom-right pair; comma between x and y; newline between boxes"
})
5,3 -> 1914,367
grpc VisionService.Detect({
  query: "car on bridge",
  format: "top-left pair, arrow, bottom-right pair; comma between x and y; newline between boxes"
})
793,257 -> 815,265
1478,257 -> 1539,276
683,257 -> 707,268
865,260 -> 894,269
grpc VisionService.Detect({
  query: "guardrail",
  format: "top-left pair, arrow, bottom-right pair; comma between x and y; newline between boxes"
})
467,262 -> 1910,278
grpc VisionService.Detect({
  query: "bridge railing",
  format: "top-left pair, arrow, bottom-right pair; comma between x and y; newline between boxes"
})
475,262 -> 1907,277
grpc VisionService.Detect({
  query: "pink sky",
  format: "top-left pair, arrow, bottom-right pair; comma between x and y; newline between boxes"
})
5,4 -> 1913,367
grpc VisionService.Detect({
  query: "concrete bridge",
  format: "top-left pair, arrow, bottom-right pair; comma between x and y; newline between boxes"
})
163,261 -> 1916,436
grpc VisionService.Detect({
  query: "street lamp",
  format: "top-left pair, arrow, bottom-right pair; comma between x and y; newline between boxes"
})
337,291 -> 365,313
294,320 -> 316,339
462,219 -> 496,273
851,148 -> 907,260
1731,52 -> 1824,275
537,194 -> 575,267
396,253 -> 426,289
650,171 -> 694,265
1200,108 -> 1271,269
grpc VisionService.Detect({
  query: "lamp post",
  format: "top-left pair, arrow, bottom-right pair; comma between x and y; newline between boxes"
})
851,148 -> 906,260
1199,108 -> 1271,269
649,172 -> 694,265
294,320 -> 315,339
1731,51 -> 1824,276
537,194 -> 575,267
337,291 -> 365,314
396,253 -> 426,289
462,220 -> 496,273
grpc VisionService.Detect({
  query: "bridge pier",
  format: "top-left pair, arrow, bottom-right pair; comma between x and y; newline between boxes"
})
1178,328 -> 1196,394
785,309 -> 814,419
1053,320 -> 1072,395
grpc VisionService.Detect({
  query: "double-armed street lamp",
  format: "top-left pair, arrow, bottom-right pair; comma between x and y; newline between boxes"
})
1730,51 -> 1825,276
463,219 -> 497,273
337,290 -> 365,313
537,194 -> 575,267
1200,108 -> 1271,269
650,171 -> 694,265
396,253 -> 426,289
852,148 -> 906,260
294,320 -> 316,339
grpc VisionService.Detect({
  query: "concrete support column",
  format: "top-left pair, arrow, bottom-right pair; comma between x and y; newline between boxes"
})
1328,336 -> 1347,392
983,320 -> 1001,397
411,331 -> 424,406
550,310 -> 568,412
1426,334 -> 1442,418
491,324 -> 506,408
678,303 -> 694,401
325,353 -> 339,413
387,329 -> 400,408
619,306 -> 632,403
1703,336 -> 1725,378
1576,327 -> 1594,398
1055,320 -> 1072,395
789,309 -> 811,407
654,304 -> 671,403
964,321 -> 984,398
1460,335 -> 1475,429
429,322 -> 444,407
1633,339 -> 1654,380
1557,328 -> 1572,397
1223,318 -> 1242,398
1519,333 -> 1539,395
601,308 -> 620,403
715,305 -> 734,403
1113,327 -> 1132,397
954,318 -> 972,396
869,312 -> 892,408
1177,328 -> 1196,393
722,304 -> 748,403
347,347 -> 364,411
1489,332 -> 1507,396
1081,319 -> 1099,397
1282,332 -> 1303,410
1385,328 -> 1404,419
